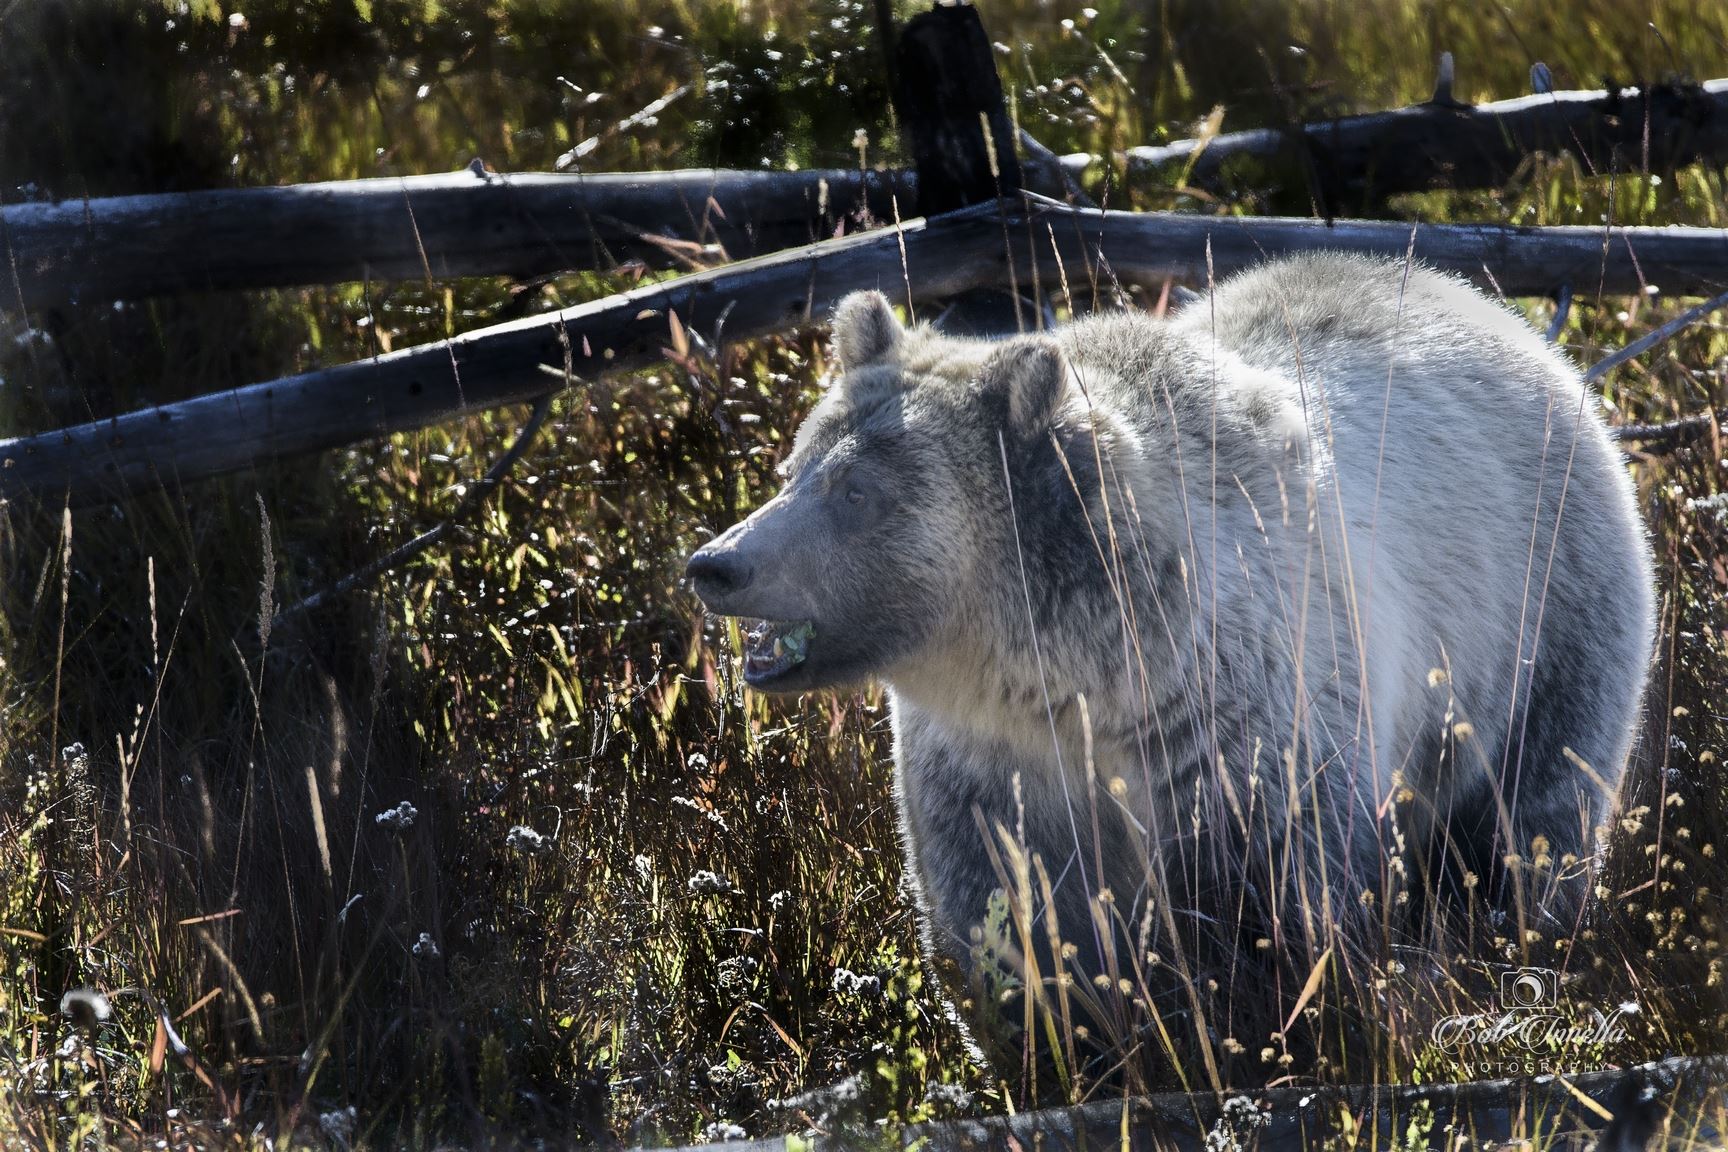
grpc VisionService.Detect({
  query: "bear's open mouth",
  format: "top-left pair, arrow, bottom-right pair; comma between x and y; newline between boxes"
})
741,619 -> 815,684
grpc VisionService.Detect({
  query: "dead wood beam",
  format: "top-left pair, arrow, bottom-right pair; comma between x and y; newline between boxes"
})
1134,76 -> 1728,197
1127,77 -> 1728,202
1034,195 -> 1728,300
892,2 -> 1021,215
890,0 -> 1033,336
908,1054 -> 1725,1151
0,168 -> 917,313
6,197 -> 1728,502
622,1056 -> 1724,1151
8,76 -> 1727,316
0,203 -> 1005,502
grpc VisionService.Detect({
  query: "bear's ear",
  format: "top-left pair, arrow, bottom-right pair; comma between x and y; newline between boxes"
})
831,291 -> 902,370
986,337 -> 1068,438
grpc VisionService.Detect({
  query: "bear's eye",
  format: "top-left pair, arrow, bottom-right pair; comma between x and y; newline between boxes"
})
845,487 -> 866,506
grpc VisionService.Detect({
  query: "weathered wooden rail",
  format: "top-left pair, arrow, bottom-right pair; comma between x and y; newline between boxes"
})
0,168 -> 915,313
1129,76 -> 1728,204
625,1055 -> 1725,1151
915,1055 -> 1726,1151
5,195 -> 1726,502
7,76 -> 1727,313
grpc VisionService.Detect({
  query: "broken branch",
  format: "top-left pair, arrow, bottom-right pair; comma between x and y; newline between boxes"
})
272,391 -> 556,625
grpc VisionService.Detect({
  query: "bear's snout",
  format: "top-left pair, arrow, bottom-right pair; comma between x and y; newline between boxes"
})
686,544 -> 755,609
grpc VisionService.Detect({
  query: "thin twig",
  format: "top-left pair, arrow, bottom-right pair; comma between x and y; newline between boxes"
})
272,390 -> 556,627
1544,282 -> 1572,343
555,84 -> 692,171
1585,286 -> 1728,384
1611,410 -> 1723,446
1585,285 -> 1728,448
1017,127 -> 1096,208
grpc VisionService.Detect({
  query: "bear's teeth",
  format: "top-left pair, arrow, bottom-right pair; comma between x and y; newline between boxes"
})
737,619 -> 813,679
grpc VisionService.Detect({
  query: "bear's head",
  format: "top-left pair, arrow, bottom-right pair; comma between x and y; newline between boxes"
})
686,290 -> 1080,694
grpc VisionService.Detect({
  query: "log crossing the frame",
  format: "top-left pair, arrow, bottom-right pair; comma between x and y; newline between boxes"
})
0,168 -> 916,313
618,1054 -> 1724,1152
4,195 -> 1727,503
8,77 -> 1728,312
1126,76 -> 1728,208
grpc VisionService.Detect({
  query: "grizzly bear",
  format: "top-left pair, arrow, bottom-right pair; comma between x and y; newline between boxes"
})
687,253 -> 1654,1086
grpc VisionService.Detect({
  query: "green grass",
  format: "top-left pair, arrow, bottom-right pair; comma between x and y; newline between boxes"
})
2,0 -> 1728,1146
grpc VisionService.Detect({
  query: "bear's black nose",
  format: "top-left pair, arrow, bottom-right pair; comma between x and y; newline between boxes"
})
686,547 -> 754,604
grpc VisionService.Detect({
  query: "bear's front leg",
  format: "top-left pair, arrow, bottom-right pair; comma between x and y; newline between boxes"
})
889,694 -> 1157,1085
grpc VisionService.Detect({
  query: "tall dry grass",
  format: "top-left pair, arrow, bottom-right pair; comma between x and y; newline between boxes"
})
1,0 -> 1726,1145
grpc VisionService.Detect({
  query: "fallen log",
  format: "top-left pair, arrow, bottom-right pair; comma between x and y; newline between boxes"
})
616,1055 -> 1724,1151
1127,77 -> 1728,204
908,1054 -> 1725,1151
0,200 -> 997,502
0,167 -> 916,313
6,196 -> 1728,502
8,77 -> 1724,314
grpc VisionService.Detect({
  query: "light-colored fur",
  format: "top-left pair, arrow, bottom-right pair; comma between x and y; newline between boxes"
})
876,256 -> 1654,1067
694,253 -> 1656,1077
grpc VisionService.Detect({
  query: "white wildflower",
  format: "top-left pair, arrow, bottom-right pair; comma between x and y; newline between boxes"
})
59,988 -> 112,1028
702,1122 -> 748,1142
319,1106 -> 357,1147
1204,1095 -> 1268,1152
687,870 -> 732,895
923,1082 -> 974,1111
505,825 -> 550,855
831,968 -> 881,997
374,801 -> 418,831
718,956 -> 760,992
672,795 -> 729,831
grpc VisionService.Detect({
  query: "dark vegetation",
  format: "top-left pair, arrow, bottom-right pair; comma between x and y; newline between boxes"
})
1,0 -> 1727,1146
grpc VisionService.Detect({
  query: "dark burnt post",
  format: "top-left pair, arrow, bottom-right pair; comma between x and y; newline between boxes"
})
881,1 -> 1042,334
893,3 -> 1022,214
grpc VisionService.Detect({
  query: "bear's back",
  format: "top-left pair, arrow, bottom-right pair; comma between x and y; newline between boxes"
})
1195,255 -> 1648,838
1055,254 -> 1650,845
